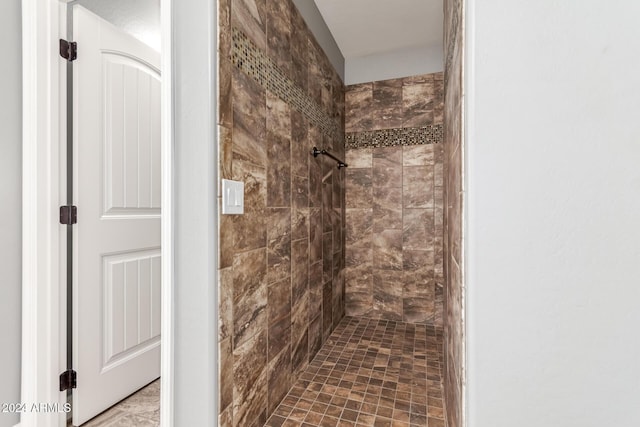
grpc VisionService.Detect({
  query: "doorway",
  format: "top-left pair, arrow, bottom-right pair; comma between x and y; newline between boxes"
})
22,0 -> 219,425
67,3 -> 162,425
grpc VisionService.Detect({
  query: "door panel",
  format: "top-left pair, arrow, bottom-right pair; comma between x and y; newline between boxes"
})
103,53 -> 161,216
72,6 -> 161,425
102,249 -> 161,368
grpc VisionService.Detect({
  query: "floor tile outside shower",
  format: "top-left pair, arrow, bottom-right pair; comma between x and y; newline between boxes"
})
265,317 -> 445,427
80,379 -> 160,427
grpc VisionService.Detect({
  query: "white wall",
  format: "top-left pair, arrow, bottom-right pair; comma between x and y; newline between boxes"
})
466,1 -> 640,426
0,2 -> 22,427
345,44 -> 443,85
292,0 -> 344,81
171,0 -> 218,425
75,0 -> 160,51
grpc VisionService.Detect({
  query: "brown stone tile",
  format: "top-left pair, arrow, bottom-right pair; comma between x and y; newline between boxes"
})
403,251 -> 435,298
266,0 -> 291,76
292,285 -> 309,342
232,69 -> 266,167
292,175 -> 309,209
324,405 -> 342,418
220,337 -> 233,412
322,173 -> 334,234
434,283 -> 444,328
231,0 -> 266,50
307,45 -> 324,107
292,208 -> 309,241
219,267 -> 233,342
218,56 -> 233,127
403,298 -> 434,324
267,131 -> 292,207
231,159 -> 266,250
433,163 -> 443,187
373,230 -> 403,271
218,0 -> 230,55
323,280 -> 333,337
402,209 -> 434,251
372,147 -> 402,188
345,278 -> 372,317
309,208 -> 323,263
289,406 -> 308,422
332,171 -> 343,211
321,415 -> 339,427
267,208 -> 291,284
444,31 -> 464,425
332,208 -> 343,252
346,148 -> 372,169
267,93 -> 292,137
218,199 -> 234,268
233,329 -> 267,426
232,248 -> 267,348
268,276 -> 291,324
218,125 -> 233,195
292,239 -> 309,306
268,345 -> 293,415
308,314 -> 323,361
374,415 -> 393,426
345,208 -> 372,246
402,144 -> 434,167
309,137 -> 323,208
309,260 -> 324,318
403,166 -> 434,209
372,79 -> 403,130
268,314 -> 291,362
323,232 -> 333,284
304,411 -> 324,425
292,327 -> 309,376
372,270 -> 403,320
402,83 -> 434,128
290,16 -> 309,92
345,83 -> 373,133
427,405 -> 444,419
291,111 -> 309,177
357,413 -> 376,425
373,187 -> 403,232
434,186 -> 444,213
265,414 -> 286,427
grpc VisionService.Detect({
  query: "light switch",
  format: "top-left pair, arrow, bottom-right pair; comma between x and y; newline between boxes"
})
222,179 -> 244,214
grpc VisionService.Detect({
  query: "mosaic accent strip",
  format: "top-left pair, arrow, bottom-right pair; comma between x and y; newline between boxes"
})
345,124 -> 443,150
231,27 -> 342,140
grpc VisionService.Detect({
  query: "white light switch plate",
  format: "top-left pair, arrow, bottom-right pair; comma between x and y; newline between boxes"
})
222,179 -> 244,214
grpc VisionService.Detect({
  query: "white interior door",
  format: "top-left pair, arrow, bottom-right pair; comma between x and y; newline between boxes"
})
72,6 -> 161,425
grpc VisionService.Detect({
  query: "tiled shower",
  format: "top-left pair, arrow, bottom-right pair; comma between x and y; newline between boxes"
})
216,0 -> 458,426
343,75 -> 444,326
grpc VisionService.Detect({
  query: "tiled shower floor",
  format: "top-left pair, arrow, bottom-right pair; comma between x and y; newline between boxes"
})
265,317 -> 445,427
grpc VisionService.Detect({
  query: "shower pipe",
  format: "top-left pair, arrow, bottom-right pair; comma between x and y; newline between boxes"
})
311,146 -> 348,169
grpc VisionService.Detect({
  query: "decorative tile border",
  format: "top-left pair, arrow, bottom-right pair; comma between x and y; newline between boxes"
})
231,27 -> 342,140
345,124 -> 443,150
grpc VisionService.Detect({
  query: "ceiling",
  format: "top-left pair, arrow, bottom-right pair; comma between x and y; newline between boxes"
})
313,0 -> 443,59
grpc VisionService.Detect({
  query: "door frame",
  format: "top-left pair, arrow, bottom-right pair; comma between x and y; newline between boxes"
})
20,0 -> 185,425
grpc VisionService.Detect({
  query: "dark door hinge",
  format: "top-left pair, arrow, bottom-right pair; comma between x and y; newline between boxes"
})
59,370 -> 77,392
59,39 -> 77,62
60,205 -> 78,225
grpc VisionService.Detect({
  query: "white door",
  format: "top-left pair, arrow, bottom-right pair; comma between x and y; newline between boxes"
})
72,6 -> 161,425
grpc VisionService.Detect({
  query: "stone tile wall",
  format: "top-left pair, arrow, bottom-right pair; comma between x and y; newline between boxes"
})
216,0 -> 346,425
444,0 -> 465,425
344,74 -> 444,325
